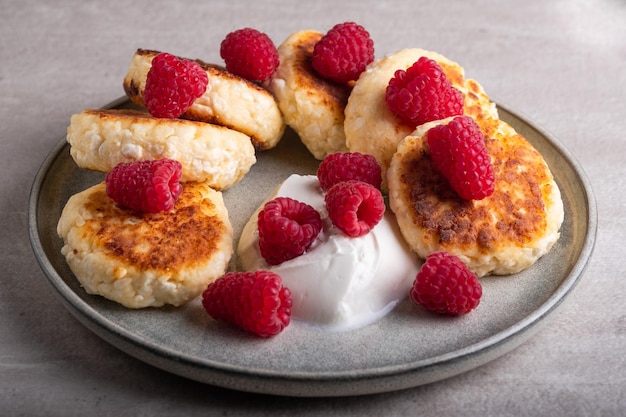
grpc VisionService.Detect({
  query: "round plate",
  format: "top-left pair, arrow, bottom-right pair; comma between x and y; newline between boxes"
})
29,97 -> 596,397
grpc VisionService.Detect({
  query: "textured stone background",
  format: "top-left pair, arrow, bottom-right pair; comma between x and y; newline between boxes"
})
1,1 -> 624,415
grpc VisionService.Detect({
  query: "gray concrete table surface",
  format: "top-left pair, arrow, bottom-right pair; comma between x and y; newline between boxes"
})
2,0 -> 624,416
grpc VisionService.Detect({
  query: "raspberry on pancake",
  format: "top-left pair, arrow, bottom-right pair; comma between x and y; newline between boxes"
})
387,116 -> 563,277
220,28 -> 280,82
311,21 -> 374,83
143,52 -> 208,119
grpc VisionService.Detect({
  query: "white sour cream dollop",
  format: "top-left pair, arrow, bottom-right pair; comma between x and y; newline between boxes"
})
237,174 -> 420,332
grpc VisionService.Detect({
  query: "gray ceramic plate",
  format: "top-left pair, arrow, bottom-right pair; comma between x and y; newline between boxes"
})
29,97 -> 596,397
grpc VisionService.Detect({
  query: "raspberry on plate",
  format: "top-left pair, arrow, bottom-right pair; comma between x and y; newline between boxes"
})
202,270 -> 292,337
317,151 -> 382,192
410,251 -> 482,315
385,56 -> 464,127
324,180 -> 385,237
257,197 -> 323,265
311,21 -> 375,84
427,115 -> 495,200
105,158 -> 183,213
220,28 -> 279,82
144,52 -> 208,119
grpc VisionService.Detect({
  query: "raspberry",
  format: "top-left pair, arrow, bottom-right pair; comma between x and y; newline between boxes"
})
105,159 -> 183,213
317,152 -> 382,192
202,271 -> 292,337
410,251 -> 482,315
385,56 -> 464,127
257,197 -> 323,265
426,115 -> 495,200
311,21 -> 375,83
144,52 -> 208,119
220,28 -> 279,82
324,180 -> 385,237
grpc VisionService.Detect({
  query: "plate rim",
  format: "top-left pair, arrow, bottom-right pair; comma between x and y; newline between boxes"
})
28,97 -> 598,396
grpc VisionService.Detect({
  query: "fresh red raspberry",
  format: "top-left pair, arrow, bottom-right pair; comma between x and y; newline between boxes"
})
427,115 -> 495,200
410,251 -> 482,315
324,180 -> 385,237
257,197 -> 323,265
144,52 -> 208,119
202,270 -> 292,337
105,159 -> 183,213
311,21 -> 375,83
317,151 -> 382,192
220,28 -> 279,82
385,56 -> 464,127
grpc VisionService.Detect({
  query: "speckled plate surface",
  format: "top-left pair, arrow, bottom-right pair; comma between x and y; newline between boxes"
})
29,97 -> 596,397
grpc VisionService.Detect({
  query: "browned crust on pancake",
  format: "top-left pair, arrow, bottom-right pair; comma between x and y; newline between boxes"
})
397,117 -> 553,255
289,31 -> 352,109
438,60 -> 465,88
122,49 -> 154,105
464,79 -> 494,124
79,107 -> 235,132
78,182 -> 228,274
83,108 -> 151,120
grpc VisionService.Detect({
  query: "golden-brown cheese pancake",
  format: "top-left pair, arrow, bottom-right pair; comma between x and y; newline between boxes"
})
57,181 -> 233,308
123,49 -> 285,150
388,116 -> 564,277
266,30 -> 351,160
345,48 -> 498,191
66,108 -> 255,190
